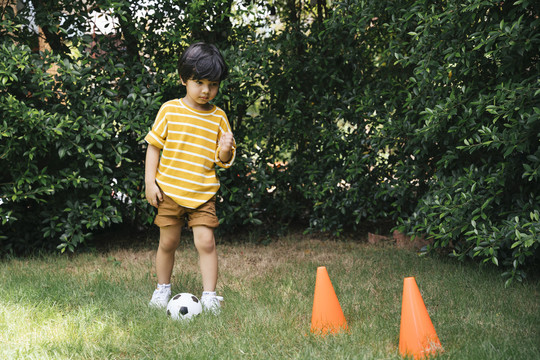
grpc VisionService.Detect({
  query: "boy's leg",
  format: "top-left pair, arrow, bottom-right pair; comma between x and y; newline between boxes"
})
156,223 -> 182,285
192,225 -> 217,292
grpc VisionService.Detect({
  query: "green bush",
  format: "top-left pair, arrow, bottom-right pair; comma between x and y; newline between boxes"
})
0,3 -> 166,253
383,0 -> 540,283
0,41 -> 160,253
1,0 -> 538,282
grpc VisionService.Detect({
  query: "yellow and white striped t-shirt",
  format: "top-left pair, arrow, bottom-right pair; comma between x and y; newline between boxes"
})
144,99 -> 236,209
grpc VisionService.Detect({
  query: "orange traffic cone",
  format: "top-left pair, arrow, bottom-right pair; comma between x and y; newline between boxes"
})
310,266 -> 348,335
399,277 -> 443,359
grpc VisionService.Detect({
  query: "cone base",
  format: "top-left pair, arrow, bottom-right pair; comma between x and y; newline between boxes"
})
310,322 -> 348,336
400,339 -> 443,359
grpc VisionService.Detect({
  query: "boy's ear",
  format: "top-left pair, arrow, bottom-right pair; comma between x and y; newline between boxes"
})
180,77 -> 187,86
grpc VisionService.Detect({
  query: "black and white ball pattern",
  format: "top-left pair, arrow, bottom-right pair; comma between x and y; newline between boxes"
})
166,293 -> 203,320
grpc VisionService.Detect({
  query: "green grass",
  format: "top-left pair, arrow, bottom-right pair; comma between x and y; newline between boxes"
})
1,233 -> 539,359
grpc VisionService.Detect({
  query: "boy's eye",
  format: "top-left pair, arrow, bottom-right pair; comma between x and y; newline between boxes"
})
192,80 -> 219,87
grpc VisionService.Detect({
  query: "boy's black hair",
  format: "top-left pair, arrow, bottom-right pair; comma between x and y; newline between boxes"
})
178,42 -> 228,82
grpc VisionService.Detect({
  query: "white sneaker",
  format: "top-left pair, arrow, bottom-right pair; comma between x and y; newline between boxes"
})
149,287 -> 171,308
201,294 -> 223,314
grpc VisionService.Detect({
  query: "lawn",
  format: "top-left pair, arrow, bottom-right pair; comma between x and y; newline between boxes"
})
1,231 -> 539,359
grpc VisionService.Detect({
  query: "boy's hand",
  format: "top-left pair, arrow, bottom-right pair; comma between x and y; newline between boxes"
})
218,132 -> 234,163
220,132 -> 234,152
146,182 -> 163,208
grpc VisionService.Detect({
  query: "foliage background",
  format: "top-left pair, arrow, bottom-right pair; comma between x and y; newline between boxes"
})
1,0 -> 539,283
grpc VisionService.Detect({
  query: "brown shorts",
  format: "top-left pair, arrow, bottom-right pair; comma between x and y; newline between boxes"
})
154,195 -> 219,229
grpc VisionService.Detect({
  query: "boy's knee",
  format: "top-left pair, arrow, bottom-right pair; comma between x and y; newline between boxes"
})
158,239 -> 178,253
196,236 -> 215,253
193,227 -> 215,253
198,240 -> 215,254
159,225 -> 181,252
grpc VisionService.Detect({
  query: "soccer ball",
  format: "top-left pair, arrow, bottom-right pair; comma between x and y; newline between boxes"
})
166,293 -> 202,321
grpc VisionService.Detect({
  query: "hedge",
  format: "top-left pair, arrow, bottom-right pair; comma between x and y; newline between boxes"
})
1,0 -> 538,283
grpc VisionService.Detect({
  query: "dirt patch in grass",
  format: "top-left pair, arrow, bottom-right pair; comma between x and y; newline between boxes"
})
222,239 -> 320,274
90,230 -> 370,291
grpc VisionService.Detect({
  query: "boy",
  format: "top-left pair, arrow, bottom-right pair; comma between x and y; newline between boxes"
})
144,42 -> 235,313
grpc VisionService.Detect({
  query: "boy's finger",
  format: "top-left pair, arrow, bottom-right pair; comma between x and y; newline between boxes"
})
223,133 -> 234,145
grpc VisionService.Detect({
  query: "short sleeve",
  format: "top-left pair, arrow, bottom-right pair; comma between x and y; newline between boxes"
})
144,103 -> 169,149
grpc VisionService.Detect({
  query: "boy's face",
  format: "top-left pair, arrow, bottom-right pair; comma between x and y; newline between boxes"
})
181,78 -> 220,111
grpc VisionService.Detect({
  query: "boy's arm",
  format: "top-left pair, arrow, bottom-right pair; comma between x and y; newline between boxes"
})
145,144 -> 163,208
